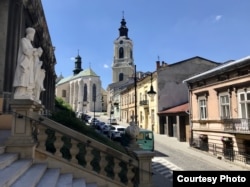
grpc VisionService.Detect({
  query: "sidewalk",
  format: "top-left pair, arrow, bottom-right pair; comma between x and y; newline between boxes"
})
154,134 -> 250,171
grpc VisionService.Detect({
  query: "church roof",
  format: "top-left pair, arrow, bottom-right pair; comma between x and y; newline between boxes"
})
56,68 -> 99,86
74,68 -> 98,78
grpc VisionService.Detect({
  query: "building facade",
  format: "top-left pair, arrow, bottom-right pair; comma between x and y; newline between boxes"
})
137,72 -> 158,132
157,57 -> 220,141
184,56 -> 250,163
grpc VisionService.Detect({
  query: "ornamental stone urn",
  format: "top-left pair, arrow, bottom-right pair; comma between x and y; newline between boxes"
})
125,116 -> 140,150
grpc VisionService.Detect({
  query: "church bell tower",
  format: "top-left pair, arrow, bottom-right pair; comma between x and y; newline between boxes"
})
112,14 -> 134,83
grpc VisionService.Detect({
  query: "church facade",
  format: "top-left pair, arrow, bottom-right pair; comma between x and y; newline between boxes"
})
56,54 -> 106,115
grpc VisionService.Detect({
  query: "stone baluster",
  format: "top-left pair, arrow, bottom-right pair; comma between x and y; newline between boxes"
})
70,139 -> 79,164
127,164 -> 136,187
99,152 -> 107,176
113,158 -> 121,181
36,125 -> 47,151
85,145 -> 93,170
54,132 -> 63,157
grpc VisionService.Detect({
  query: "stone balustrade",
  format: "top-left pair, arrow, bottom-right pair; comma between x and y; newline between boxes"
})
6,100 -> 154,187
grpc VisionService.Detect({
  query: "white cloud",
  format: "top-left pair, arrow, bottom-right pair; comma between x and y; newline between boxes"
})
103,64 -> 109,68
215,15 -> 222,21
70,57 -> 75,61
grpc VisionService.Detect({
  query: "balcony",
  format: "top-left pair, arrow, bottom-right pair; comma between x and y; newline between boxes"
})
223,118 -> 250,134
139,100 -> 148,107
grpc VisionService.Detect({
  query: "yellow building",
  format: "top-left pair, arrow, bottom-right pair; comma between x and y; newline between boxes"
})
137,72 -> 158,132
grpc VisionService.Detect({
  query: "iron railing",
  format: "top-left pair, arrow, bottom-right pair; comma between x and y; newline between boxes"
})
190,138 -> 250,165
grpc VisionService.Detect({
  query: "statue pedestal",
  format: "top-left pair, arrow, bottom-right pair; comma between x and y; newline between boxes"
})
5,99 -> 43,159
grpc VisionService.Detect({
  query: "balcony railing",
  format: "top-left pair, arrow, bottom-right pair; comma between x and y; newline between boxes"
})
139,100 -> 148,106
223,118 -> 250,133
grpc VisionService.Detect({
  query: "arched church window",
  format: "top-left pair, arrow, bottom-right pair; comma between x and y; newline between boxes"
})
119,47 -> 124,58
130,49 -> 133,58
92,84 -> 96,102
119,73 -> 124,81
83,84 -> 87,101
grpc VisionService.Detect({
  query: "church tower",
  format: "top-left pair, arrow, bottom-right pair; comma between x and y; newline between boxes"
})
73,51 -> 83,75
112,15 -> 134,83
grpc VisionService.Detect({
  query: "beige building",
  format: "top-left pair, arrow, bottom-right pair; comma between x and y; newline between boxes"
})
184,56 -> 250,163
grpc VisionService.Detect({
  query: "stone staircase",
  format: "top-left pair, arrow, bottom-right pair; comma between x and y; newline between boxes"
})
0,145 -> 97,187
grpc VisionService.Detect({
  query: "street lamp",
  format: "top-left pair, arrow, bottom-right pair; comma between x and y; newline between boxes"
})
134,65 -> 138,125
147,73 -> 156,97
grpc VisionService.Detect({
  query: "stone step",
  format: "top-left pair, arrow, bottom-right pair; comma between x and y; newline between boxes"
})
11,163 -> 48,187
0,146 -> 5,154
86,183 -> 98,187
0,152 -> 18,169
0,159 -> 33,186
56,173 -> 73,187
37,168 -> 61,187
72,178 -> 87,187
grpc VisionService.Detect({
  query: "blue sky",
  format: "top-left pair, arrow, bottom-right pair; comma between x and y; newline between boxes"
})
41,0 -> 250,89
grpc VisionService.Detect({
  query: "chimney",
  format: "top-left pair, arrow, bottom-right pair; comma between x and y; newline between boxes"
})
156,60 -> 160,70
162,61 -> 168,67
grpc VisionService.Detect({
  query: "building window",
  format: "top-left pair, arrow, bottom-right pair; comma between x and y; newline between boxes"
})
239,92 -> 250,118
62,90 -> 66,97
119,73 -> 124,81
119,47 -> 124,58
83,84 -> 87,101
220,94 -> 230,119
199,98 -> 207,120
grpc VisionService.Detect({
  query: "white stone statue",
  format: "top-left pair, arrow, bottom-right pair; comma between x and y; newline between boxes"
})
13,27 -> 37,100
13,27 -> 45,102
33,47 -> 46,103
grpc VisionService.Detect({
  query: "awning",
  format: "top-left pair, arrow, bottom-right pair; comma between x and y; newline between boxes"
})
158,103 -> 189,114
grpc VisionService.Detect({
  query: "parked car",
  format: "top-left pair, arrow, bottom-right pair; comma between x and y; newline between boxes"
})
108,125 -> 126,140
107,118 -> 118,125
100,123 -> 112,135
88,117 -> 99,127
83,115 -> 91,122
95,121 -> 106,130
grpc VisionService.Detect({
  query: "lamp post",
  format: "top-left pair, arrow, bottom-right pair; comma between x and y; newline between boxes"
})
134,65 -> 138,125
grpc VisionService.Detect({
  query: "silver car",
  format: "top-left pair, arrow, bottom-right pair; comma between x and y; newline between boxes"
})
108,125 -> 126,140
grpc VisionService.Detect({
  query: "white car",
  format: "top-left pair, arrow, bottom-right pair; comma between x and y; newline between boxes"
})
107,118 -> 118,125
108,125 -> 126,140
